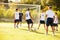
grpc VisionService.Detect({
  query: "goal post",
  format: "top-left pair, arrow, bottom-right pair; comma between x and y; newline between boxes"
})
0,3 -> 41,23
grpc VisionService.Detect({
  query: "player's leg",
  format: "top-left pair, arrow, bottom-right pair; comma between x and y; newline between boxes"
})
56,24 -> 58,31
38,20 -> 41,29
45,18 -> 49,35
29,19 -> 33,29
45,22 -> 49,35
14,20 -> 16,28
19,18 -> 22,27
45,25 -> 48,35
51,26 -> 55,36
56,27 -> 58,31
20,22 -> 22,27
16,20 -> 19,28
51,19 -> 55,36
26,20 -> 31,31
43,21 -> 45,29
31,23 -> 33,28
38,23 -> 40,29
14,23 -> 16,28
44,24 -> 45,29
28,24 -> 30,31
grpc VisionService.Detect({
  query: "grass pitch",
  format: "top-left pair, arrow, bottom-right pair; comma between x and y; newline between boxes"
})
0,22 -> 60,40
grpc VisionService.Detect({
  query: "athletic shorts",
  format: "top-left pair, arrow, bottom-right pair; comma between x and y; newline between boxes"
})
40,20 -> 45,24
14,19 -> 19,23
53,23 -> 58,27
46,18 -> 54,26
26,19 -> 33,24
19,17 -> 22,22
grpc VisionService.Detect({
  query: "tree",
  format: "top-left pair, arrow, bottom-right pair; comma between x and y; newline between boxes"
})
4,0 -> 8,3
48,0 -> 60,10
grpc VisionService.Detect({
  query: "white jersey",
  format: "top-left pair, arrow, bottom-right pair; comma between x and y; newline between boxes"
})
14,12 -> 19,19
46,10 -> 55,18
25,11 -> 31,20
53,15 -> 58,24
40,12 -> 45,21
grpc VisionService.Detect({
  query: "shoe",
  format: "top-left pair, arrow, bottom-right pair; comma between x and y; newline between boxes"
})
52,33 -> 55,36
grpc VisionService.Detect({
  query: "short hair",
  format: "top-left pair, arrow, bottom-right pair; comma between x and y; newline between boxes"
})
16,9 -> 18,11
49,6 -> 52,9
55,12 -> 57,15
27,8 -> 30,11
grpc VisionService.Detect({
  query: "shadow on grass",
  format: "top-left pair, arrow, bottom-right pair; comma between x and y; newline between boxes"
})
19,28 -> 28,31
55,35 -> 60,39
19,28 -> 51,35
19,28 -> 44,34
56,31 -> 60,33
49,30 -> 60,33
31,30 -> 45,34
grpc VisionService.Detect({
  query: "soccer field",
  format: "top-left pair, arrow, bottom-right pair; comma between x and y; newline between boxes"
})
0,22 -> 60,40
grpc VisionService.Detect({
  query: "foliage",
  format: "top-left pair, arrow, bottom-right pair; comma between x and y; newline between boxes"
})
47,0 -> 60,11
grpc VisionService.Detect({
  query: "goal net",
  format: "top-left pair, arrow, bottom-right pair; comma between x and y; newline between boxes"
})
0,3 -> 40,23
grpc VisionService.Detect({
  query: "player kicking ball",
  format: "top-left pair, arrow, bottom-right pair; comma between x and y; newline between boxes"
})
25,8 -> 33,31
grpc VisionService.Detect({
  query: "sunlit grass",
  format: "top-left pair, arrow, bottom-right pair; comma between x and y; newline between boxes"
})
0,23 -> 60,40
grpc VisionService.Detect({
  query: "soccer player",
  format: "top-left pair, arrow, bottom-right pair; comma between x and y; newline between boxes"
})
25,8 -> 33,31
38,10 -> 45,29
45,6 -> 55,36
19,10 -> 23,27
53,12 -> 58,31
14,9 -> 19,28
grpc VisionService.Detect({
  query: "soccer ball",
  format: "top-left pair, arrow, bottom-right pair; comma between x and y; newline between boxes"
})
33,27 -> 37,31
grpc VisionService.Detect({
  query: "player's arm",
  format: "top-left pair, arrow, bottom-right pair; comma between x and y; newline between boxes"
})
57,16 -> 58,23
53,13 -> 55,21
24,13 -> 26,21
53,16 -> 55,20
29,12 -> 34,20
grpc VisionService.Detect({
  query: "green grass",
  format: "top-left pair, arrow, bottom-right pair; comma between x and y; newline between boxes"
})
0,23 -> 60,40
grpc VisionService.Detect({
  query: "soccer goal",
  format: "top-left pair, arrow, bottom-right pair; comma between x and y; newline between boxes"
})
0,3 -> 41,23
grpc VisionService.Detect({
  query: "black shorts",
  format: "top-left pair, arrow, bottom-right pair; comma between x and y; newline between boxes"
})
46,18 -> 54,26
14,19 -> 19,23
26,19 -> 33,24
40,20 -> 45,24
53,23 -> 58,27
19,18 -> 22,22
